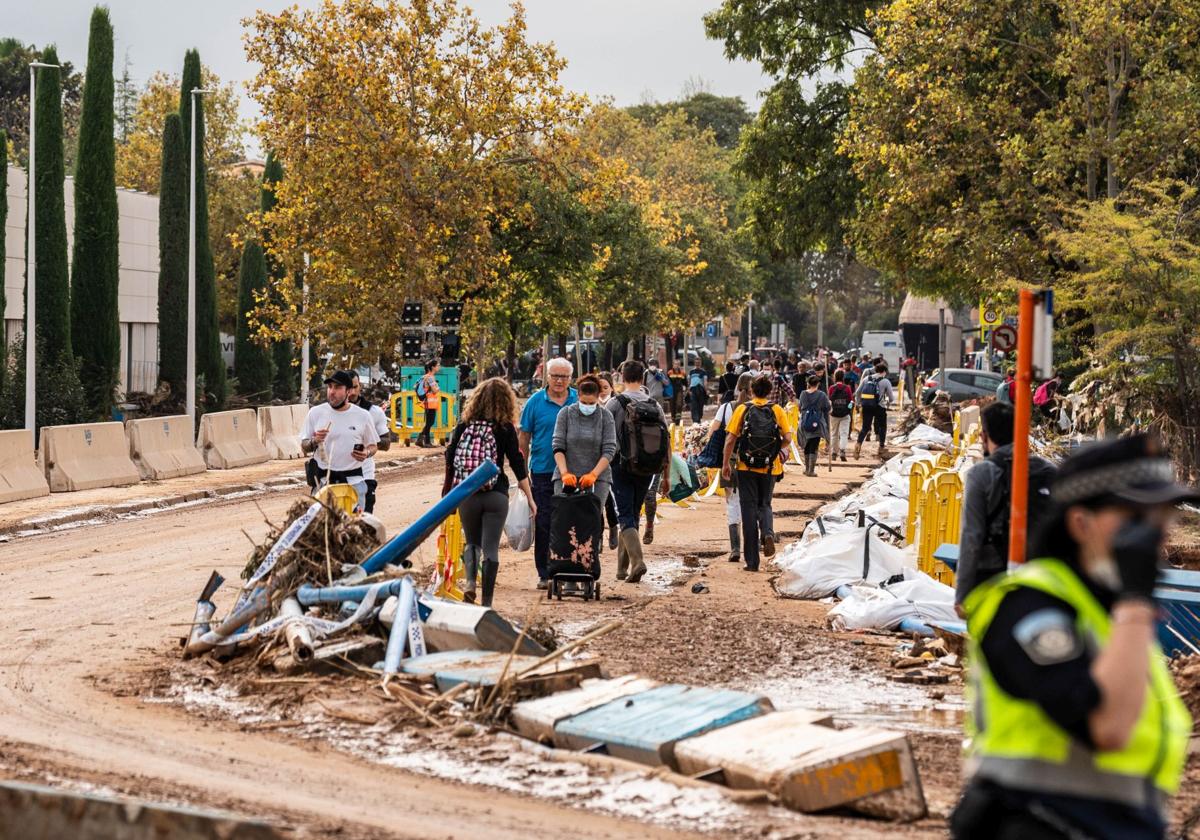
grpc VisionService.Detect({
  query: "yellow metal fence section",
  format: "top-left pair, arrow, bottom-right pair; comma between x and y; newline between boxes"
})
389,391 -> 459,446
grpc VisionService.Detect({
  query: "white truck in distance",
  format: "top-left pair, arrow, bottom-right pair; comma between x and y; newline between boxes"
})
860,330 -> 905,379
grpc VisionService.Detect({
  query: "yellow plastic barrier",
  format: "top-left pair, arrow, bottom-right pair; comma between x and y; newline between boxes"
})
907,457 -> 962,586
434,513 -> 467,600
905,460 -> 931,545
390,391 -> 458,446
316,482 -> 360,514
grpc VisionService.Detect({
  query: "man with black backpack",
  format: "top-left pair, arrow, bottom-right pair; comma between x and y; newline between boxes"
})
853,362 -> 895,460
828,369 -> 854,462
954,401 -> 1057,614
605,360 -> 671,583
721,374 -> 793,572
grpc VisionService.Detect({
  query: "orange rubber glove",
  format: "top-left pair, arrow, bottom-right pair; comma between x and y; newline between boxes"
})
561,472 -> 578,489
579,472 -> 597,490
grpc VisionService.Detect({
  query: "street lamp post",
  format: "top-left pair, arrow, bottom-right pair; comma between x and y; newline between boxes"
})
186,87 -> 213,431
25,60 -> 60,434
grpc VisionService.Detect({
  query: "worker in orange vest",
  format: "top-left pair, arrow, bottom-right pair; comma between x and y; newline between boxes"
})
416,359 -> 441,447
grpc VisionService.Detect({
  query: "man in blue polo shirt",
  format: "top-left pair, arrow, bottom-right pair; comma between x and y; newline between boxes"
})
518,356 -> 577,588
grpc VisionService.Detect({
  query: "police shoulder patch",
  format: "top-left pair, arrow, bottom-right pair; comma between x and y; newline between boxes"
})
1012,608 -> 1084,666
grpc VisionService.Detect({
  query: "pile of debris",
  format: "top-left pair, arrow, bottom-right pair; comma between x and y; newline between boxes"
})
889,637 -> 963,686
1169,654 -> 1200,720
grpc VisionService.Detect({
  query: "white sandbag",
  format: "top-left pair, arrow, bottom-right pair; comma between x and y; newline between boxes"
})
504,491 -> 534,552
775,527 -> 913,599
893,424 -> 953,447
828,572 -> 958,632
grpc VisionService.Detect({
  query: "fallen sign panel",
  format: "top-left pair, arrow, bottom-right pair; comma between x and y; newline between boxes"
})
0,428 -> 49,504
512,675 -> 661,744
400,650 -> 602,694
553,684 -> 773,768
0,780 -> 280,839
673,711 -> 927,821
38,421 -> 141,492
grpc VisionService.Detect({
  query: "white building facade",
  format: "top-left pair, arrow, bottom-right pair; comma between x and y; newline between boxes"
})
4,164 -> 159,395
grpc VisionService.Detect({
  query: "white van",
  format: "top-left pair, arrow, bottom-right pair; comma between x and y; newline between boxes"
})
860,330 -> 905,377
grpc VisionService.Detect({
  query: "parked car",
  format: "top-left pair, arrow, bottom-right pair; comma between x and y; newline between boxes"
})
921,368 -> 1006,404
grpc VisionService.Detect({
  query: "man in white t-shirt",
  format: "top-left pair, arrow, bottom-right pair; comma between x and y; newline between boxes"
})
302,370 -> 379,508
350,372 -> 393,513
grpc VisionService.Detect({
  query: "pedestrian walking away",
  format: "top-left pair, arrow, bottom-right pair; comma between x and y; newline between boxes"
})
828,369 -> 854,462
350,373 -> 393,513
667,359 -> 687,425
518,357 -> 578,589
606,360 -> 671,582
718,361 -> 740,399
797,375 -> 831,476
769,357 -> 795,407
954,402 -> 1057,614
706,372 -> 753,563
721,374 -> 792,572
688,358 -> 709,424
442,378 -> 535,606
952,434 -> 1196,840
301,370 -> 380,510
854,362 -> 894,460
415,359 -> 442,447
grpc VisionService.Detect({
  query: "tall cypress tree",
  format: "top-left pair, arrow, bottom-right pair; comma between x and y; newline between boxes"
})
0,130 -> 7,399
179,49 -> 225,408
28,48 -> 71,365
260,152 -> 296,400
235,239 -> 273,397
71,7 -> 121,418
156,113 -> 187,399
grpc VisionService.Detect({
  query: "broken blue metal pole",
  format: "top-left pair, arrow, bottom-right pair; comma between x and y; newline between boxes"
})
296,577 -> 409,607
360,461 -> 499,574
383,577 -> 417,674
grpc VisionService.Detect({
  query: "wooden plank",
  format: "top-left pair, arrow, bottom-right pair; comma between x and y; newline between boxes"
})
401,650 -> 601,693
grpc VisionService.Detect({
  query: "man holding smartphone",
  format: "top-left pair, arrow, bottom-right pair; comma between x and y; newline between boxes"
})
302,370 -> 380,508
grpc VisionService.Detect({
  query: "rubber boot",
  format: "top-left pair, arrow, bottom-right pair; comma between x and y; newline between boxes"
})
616,536 -> 629,580
461,545 -> 480,604
622,529 -> 647,583
853,442 -> 862,459
806,453 -> 817,476
728,524 -> 741,563
480,560 -> 499,608
642,494 -> 656,545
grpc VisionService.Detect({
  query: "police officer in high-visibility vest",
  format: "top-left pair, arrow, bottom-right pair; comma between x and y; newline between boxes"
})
952,434 -> 1195,839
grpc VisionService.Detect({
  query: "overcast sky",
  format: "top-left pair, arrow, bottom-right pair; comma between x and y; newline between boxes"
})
2,0 -> 770,154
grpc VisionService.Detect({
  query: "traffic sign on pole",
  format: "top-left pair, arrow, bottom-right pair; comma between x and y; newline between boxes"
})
991,324 -> 1017,353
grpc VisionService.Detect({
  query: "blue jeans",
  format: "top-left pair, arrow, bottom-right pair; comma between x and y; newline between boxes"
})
531,472 -> 556,581
610,465 -> 653,531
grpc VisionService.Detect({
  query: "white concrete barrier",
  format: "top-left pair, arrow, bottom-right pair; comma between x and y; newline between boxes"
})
0,429 -> 50,504
511,676 -> 660,744
197,409 -> 270,469
126,415 -> 207,480
258,404 -> 308,460
38,422 -> 140,493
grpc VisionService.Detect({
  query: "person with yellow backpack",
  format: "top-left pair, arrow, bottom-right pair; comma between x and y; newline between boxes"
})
952,434 -> 1195,839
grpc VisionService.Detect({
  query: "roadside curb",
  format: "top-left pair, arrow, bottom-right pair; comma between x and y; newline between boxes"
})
0,455 -> 435,541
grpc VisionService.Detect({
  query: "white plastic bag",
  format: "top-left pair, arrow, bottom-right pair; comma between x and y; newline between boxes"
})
774,527 -> 912,599
504,491 -> 534,552
828,572 -> 958,632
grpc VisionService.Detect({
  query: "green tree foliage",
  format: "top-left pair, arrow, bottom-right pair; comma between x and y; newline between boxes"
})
157,112 -> 188,400
180,49 -> 226,408
626,93 -> 753,149
704,0 -> 879,255
1052,182 -> 1200,480
70,7 -> 121,419
28,48 -> 71,365
843,0 -> 1200,298
234,239 -> 273,398
0,39 -> 83,168
260,152 -> 296,400
0,335 -> 88,430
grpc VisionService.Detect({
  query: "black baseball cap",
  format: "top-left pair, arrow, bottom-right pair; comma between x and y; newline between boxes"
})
324,370 -> 354,388
1052,433 -> 1200,507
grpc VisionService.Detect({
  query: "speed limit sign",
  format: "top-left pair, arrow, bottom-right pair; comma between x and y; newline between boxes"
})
992,324 -> 1017,353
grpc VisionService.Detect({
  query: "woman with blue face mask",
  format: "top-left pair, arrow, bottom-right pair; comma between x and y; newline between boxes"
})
551,375 -> 618,562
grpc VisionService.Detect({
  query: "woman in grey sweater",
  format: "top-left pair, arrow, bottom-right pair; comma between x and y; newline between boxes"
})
552,374 -> 618,503
797,374 -> 831,477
